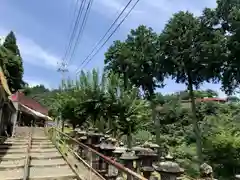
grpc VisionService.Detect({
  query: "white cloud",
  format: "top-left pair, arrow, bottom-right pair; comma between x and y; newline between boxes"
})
94,0 -> 143,18
0,28 -> 77,72
94,0 -> 217,31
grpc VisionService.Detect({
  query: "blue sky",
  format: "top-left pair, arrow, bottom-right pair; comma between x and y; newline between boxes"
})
0,0 -> 227,97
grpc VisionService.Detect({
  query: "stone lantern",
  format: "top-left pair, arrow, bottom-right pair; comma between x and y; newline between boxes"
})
200,163 -> 215,180
85,129 -> 103,169
138,143 -> 157,179
120,149 -> 138,180
144,141 -> 160,162
113,144 -> 127,179
103,138 -> 116,157
78,135 -> 87,160
105,138 -> 118,180
113,143 -> 127,162
132,145 -> 146,173
153,154 -> 184,180
99,137 -> 117,179
97,137 -> 107,176
74,130 -> 86,149
86,129 -> 103,149
148,142 -> 160,153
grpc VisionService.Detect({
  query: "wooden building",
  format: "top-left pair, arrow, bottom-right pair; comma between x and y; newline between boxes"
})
0,67 -> 16,136
10,91 -> 52,133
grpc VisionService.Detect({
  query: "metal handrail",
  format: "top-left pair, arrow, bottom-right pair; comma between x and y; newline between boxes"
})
56,137 -> 105,180
47,127 -> 148,180
23,126 -> 33,180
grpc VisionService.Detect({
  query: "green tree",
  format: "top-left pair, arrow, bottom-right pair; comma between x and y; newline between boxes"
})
105,26 -> 166,154
125,25 -> 166,155
211,0 -> 240,95
104,40 -> 132,89
2,31 -> 25,92
117,87 -> 151,148
125,25 -> 165,99
227,96 -> 240,102
160,11 -> 225,164
74,69 -> 107,127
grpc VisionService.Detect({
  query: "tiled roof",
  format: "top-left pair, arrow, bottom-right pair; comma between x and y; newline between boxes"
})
197,98 -> 227,102
182,97 -> 227,103
10,91 -> 48,115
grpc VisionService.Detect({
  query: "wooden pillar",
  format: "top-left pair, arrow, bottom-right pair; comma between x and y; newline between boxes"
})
11,110 -> 18,136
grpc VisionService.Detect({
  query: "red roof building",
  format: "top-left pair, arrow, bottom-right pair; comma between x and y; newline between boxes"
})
10,91 -> 48,115
196,97 -> 227,103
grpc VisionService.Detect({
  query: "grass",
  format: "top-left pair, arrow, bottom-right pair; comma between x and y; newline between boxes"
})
64,127 -> 73,133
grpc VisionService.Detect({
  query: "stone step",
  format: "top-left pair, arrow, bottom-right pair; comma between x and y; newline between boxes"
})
30,148 -> 57,153
31,141 -> 52,145
3,141 -> 28,145
32,139 -> 51,142
4,139 -> 28,142
31,144 -> 55,149
0,159 -> 25,169
30,158 -> 67,167
31,137 -> 48,140
0,168 -> 23,180
0,148 -> 26,154
29,166 -> 76,180
32,137 -> 49,141
30,152 -> 62,159
1,153 -> 26,160
0,144 -> 27,149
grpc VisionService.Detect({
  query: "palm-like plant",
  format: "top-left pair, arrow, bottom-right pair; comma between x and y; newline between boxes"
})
116,87 -> 151,148
74,69 -> 107,128
50,69 -> 151,148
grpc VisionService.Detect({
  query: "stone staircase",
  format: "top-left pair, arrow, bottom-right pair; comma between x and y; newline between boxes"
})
0,127 -> 78,180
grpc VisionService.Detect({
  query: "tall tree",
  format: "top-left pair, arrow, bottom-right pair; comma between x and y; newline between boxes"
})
125,25 -> 165,99
2,31 -> 25,92
212,0 -> 240,95
105,26 -> 166,154
104,40 -> 132,89
125,25 -> 166,155
159,11 -> 225,164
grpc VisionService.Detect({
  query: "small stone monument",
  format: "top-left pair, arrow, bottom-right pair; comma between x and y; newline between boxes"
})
153,154 -> 184,180
199,163 -> 214,180
138,143 -> 157,179
120,149 -> 138,180
132,145 -> 146,172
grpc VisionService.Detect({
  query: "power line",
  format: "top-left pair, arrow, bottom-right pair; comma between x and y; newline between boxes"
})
75,0 -> 140,74
75,0 -> 134,69
67,0 -> 80,43
66,0 -> 94,66
62,0 -> 86,63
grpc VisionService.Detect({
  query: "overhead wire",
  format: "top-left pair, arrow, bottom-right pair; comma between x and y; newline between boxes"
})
75,0 -> 141,74
66,0 -> 94,66
66,0 -> 80,47
74,0 -> 134,69
62,0 -> 86,64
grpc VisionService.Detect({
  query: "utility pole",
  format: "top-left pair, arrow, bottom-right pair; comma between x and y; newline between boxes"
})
57,61 -> 68,132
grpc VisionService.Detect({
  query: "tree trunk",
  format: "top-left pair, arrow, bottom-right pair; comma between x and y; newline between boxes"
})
188,74 -> 203,164
60,114 -> 64,132
127,125 -> 132,149
151,101 -> 161,157
123,72 -> 127,90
